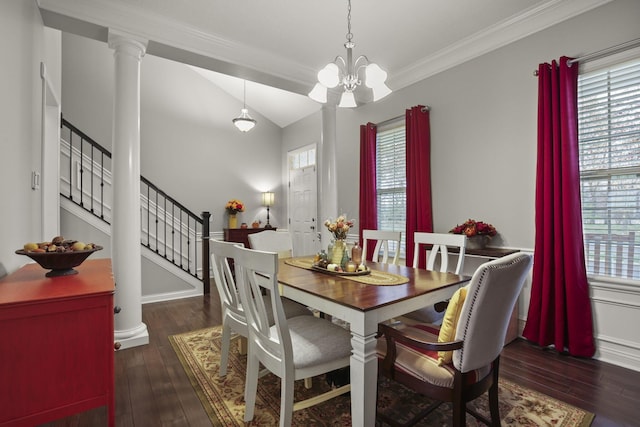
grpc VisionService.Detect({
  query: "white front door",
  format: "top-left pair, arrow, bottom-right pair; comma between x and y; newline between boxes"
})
289,151 -> 319,256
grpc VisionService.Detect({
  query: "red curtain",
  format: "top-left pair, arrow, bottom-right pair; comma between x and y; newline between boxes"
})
522,57 -> 595,357
359,123 -> 378,245
405,106 -> 433,268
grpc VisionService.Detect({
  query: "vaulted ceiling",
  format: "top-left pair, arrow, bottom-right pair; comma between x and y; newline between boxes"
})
38,0 -> 612,127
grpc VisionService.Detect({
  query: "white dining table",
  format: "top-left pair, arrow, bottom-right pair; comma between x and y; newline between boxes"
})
277,258 -> 469,426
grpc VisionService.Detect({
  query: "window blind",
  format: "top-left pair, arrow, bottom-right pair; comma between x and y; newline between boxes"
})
578,59 -> 640,280
376,124 -> 406,257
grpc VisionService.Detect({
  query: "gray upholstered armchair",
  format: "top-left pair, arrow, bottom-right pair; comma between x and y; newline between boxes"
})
377,252 -> 532,426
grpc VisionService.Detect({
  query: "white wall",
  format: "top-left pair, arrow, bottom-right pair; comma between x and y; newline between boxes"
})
323,0 -> 640,369
0,1 -> 61,276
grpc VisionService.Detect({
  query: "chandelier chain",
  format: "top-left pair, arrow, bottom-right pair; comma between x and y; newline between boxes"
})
346,0 -> 352,43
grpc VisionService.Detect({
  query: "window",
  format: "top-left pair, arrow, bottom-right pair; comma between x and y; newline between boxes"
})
376,122 -> 406,258
289,147 -> 316,169
578,59 -> 640,280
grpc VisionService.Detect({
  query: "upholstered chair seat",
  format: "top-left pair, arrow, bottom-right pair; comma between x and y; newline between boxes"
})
376,323 -> 491,390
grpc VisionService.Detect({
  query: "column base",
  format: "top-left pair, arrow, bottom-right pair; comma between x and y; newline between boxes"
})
115,323 -> 149,350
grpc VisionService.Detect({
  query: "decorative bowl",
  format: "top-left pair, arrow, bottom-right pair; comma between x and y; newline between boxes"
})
15,246 -> 103,277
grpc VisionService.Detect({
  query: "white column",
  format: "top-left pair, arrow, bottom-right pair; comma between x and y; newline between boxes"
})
108,30 -> 149,349
319,103 -> 338,246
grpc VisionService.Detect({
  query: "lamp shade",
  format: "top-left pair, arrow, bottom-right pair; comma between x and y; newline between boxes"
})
318,63 -> 340,88
232,108 -> 256,132
262,191 -> 275,207
308,83 -> 328,103
338,91 -> 357,108
371,83 -> 392,101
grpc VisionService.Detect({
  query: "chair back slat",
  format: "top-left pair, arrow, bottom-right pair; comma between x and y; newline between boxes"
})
210,239 -> 245,323
362,229 -> 402,265
413,232 -> 467,274
234,246 -> 291,373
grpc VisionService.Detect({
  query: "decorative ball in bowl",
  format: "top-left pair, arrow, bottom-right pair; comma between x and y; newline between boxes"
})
16,237 -> 103,277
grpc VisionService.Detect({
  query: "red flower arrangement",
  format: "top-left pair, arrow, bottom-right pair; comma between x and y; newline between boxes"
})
450,219 -> 497,237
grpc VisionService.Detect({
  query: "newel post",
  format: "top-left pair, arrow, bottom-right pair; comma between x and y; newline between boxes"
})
202,211 -> 211,294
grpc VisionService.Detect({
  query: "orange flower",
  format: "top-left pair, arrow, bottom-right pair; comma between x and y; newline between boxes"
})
225,199 -> 245,214
324,214 -> 355,240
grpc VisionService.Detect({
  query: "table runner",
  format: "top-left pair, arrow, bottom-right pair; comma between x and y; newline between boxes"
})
284,257 -> 409,286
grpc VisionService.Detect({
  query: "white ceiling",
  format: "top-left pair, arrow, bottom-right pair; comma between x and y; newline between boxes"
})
38,0 -> 612,127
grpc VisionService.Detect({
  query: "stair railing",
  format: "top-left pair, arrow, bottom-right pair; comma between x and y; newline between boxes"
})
60,117 -> 209,291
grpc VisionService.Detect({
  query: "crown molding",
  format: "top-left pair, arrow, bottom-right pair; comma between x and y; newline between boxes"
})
38,0 -> 613,97
389,0 -> 614,90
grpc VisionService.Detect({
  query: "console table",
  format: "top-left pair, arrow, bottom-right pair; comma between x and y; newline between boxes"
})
0,259 -> 115,427
224,227 -> 277,248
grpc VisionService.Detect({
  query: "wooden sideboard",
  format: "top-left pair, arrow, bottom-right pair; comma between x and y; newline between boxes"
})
224,227 -> 277,248
0,259 -> 115,427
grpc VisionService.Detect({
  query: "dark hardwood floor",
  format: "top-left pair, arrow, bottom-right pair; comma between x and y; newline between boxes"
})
43,294 -> 639,426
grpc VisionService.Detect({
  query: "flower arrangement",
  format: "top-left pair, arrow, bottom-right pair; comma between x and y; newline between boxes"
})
324,214 -> 354,241
450,219 -> 497,237
225,199 -> 245,215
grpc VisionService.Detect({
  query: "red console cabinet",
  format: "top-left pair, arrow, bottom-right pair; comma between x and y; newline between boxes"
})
0,259 -> 115,427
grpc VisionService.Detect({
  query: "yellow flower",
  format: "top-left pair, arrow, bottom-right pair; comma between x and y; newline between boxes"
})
225,199 -> 245,214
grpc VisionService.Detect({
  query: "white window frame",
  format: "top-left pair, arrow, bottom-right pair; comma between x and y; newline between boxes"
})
578,53 -> 640,284
376,121 -> 406,259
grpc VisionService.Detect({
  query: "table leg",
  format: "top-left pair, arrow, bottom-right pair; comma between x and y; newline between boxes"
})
350,330 -> 379,426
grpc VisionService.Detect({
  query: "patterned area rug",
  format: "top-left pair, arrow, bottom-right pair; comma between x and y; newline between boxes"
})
169,326 -> 594,427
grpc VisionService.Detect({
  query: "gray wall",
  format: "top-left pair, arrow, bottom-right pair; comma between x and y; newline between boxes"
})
323,0 -> 640,370
0,1 -> 61,275
61,34 -> 286,232
333,0 -> 640,250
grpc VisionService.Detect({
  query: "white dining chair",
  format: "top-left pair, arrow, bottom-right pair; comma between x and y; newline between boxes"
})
361,229 -> 402,265
403,232 -> 467,323
248,230 -> 294,258
210,239 -> 310,377
234,245 -> 352,427
412,232 -> 467,273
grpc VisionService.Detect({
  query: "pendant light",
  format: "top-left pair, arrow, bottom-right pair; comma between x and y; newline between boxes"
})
233,80 -> 256,132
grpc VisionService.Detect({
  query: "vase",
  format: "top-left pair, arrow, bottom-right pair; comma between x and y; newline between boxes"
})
467,235 -> 488,249
331,239 -> 346,265
228,214 -> 238,229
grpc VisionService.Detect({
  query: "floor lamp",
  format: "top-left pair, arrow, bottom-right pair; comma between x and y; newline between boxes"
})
262,192 -> 274,229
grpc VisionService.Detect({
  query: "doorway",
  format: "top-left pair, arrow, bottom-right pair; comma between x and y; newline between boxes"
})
288,145 -> 319,256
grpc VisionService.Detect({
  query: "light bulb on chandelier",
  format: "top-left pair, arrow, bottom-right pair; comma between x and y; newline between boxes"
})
308,0 -> 391,107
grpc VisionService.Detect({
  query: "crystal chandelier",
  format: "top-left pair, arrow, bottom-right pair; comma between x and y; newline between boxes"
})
308,0 -> 391,108
232,80 -> 256,132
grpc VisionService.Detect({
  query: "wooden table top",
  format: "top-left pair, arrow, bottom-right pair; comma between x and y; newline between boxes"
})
277,257 -> 468,312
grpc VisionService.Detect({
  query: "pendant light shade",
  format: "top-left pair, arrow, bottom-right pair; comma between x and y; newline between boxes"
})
233,80 -> 256,132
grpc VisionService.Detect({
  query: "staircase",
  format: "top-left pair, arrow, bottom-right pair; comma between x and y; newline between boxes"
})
59,117 -> 209,299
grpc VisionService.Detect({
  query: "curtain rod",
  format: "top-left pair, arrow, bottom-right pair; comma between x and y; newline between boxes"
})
375,106 -> 431,127
533,38 -> 640,76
